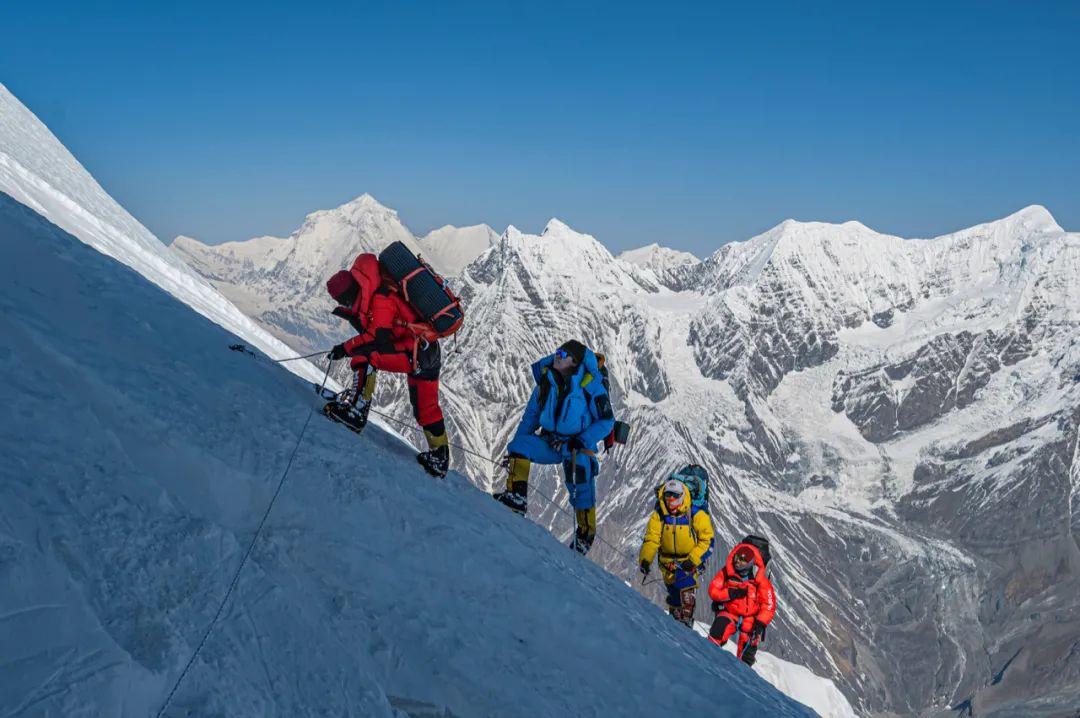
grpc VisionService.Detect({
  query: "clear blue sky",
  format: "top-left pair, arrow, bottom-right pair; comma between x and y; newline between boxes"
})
2,1 -> 1077,254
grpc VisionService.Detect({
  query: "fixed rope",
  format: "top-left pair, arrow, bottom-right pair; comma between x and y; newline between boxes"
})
229,345 -> 629,562
228,343 -> 330,364
156,363 -> 331,717
364,405 -> 628,559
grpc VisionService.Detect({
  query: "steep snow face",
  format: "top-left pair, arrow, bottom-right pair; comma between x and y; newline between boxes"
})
173,189 -> 1080,716
419,223 -> 500,276
0,191 -> 815,718
0,84 -> 322,384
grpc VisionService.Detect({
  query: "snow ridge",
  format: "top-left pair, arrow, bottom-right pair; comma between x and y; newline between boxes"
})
0,83 -> 324,385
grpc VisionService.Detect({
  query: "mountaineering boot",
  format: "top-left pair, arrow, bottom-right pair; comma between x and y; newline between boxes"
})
417,427 -> 450,478
493,487 -> 527,515
493,456 -> 529,515
416,444 -> 449,478
569,528 -> 594,555
679,590 -> 697,628
323,366 -> 376,435
669,604 -> 695,629
323,398 -> 371,434
569,507 -> 596,554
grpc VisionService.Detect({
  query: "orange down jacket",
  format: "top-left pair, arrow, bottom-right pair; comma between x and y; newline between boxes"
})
707,542 -> 776,625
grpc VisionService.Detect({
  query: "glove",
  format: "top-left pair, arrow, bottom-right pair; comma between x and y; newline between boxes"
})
639,560 -> 651,576
679,559 -> 697,572
726,587 -> 748,600
710,601 -> 722,614
546,435 -> 565,452
750,623 -> 767,643
328,344 -> 348,361
566,437 -> 586,453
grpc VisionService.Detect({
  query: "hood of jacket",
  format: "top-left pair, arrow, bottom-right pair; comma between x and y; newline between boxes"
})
724,542 -> 767,578
655,480 -> 692,518
530,346 -> 601,388
347,253 -> 385,317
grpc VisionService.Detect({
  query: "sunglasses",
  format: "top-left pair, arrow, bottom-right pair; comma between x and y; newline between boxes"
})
555,348 -> 570,360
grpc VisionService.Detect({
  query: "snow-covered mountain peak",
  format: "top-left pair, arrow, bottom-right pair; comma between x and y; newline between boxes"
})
618,242 -> 701,290
697,217 -> 898,293
485,219 -> 651,288
419,222 -> 499,276
936,204 -> 1063,244
540,217 -> 579,237
329,191 -> 395,217
502,219 -> 612,259
294,192 -> 415,252
619,242 -> 699,266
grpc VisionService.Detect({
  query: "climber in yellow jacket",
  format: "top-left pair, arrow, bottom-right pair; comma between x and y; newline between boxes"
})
638,478 -> 715,627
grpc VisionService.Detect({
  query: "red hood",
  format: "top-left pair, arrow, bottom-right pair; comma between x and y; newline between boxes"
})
725,542 -> 767,577
347,253 -> 384,316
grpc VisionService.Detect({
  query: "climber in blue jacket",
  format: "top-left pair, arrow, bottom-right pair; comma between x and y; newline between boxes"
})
493,340 -> 615,554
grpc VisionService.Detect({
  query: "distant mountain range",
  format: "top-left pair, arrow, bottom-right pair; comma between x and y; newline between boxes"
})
171,190 -> 1080,716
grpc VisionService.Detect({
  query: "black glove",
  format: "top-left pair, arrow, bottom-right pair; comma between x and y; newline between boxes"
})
639,560 -> 651,576
750,623 -> 767,643
546,435 -> 565,452
566,437 -> 586,452
710,600 -> 722,614
727,587 -> 748,600
328,344 -> 348,361
679,559 -> 697,572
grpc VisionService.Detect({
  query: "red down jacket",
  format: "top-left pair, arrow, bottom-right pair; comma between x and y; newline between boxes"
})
707,542 -> 776,625
335,254 -> 420,357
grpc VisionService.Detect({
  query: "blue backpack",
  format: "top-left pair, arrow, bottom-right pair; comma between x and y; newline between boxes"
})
670,464 -> 710,511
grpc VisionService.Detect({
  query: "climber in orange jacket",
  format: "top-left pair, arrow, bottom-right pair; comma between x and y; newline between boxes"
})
706,541 -> 776,666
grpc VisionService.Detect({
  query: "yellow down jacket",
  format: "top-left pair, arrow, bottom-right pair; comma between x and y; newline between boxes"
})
638,481 -> 714,569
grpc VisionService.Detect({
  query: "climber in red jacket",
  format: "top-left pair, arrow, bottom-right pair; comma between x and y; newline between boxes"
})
324,253 -> 449,477
707,541 -> 776,666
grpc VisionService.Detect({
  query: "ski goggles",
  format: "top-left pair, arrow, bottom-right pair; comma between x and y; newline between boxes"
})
733,548 -> 754,564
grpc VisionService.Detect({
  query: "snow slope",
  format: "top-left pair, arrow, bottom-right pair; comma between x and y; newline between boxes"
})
0,191 -> 815,717
0,83 -> 322,385
691,622 -> 858,718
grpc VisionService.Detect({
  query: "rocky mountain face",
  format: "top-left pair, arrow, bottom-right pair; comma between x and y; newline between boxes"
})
171,197 -> 1080,717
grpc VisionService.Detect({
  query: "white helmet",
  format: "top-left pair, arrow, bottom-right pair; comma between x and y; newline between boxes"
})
662,480 -> 686,506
